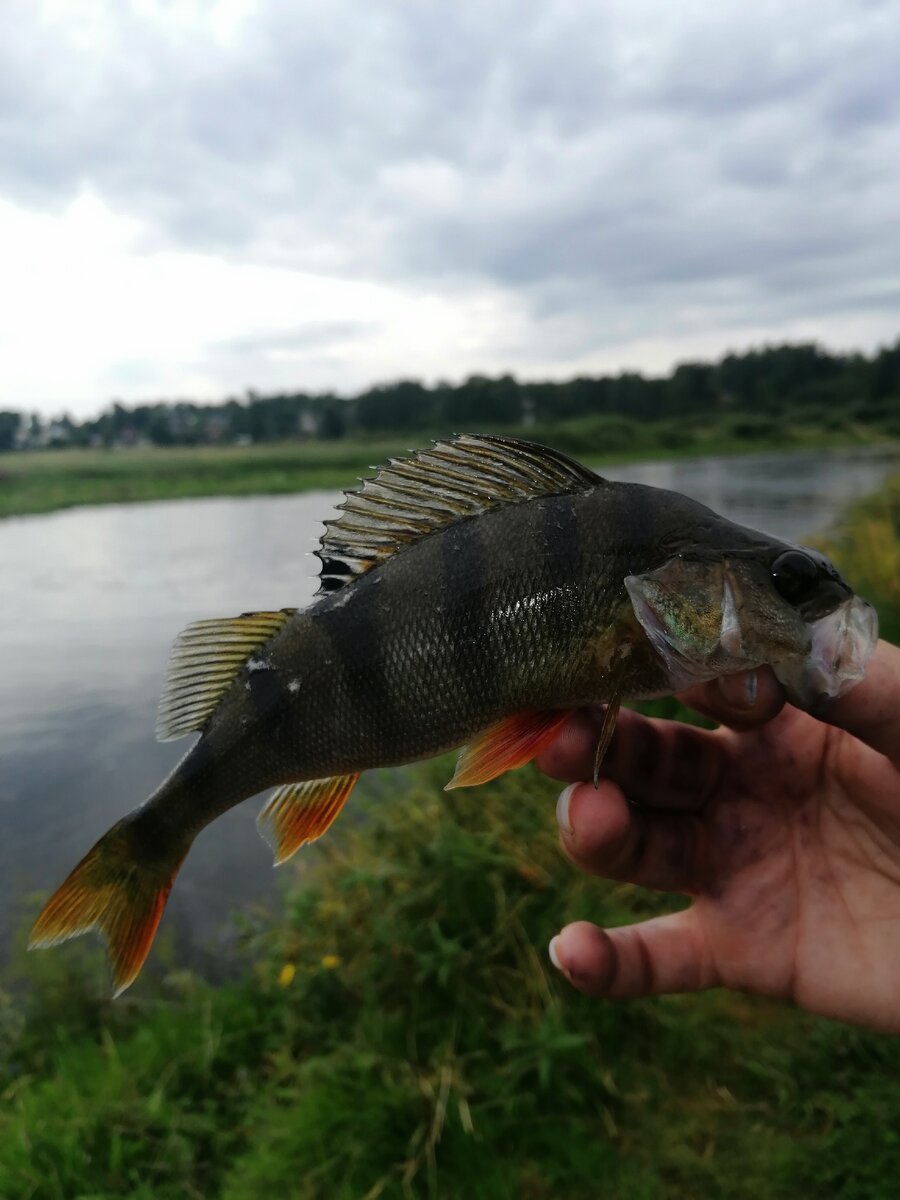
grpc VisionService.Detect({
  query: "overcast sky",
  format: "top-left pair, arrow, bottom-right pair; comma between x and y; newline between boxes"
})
2,0 -> 899,418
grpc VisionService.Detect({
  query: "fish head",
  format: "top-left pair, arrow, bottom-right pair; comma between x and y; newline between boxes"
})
625,544 -> 878,709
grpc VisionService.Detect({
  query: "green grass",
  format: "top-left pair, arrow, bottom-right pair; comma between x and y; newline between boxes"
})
1,415 -> 896,518
1,476 -> 898,1199
3,760 -> 899,1200
813,474 -> 900,643
0,441 -> 408,519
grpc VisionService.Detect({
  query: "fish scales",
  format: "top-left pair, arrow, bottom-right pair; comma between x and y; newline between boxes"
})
300,494 -> 611,773
170,485 -> 734,798
99,490 -> 652,851
28,433 -> 879,995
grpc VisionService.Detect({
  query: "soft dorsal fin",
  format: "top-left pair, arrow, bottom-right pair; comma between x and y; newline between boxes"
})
315,433 -> 601,593
156,609 -> 296,742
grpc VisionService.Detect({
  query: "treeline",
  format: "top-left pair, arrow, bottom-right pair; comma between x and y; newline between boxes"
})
3,339 -> 899,452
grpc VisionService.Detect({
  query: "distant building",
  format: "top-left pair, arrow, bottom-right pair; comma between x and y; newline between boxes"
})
298,409 -> 319,436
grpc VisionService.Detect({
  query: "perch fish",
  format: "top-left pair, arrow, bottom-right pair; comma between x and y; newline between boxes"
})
30,435 -> 878,993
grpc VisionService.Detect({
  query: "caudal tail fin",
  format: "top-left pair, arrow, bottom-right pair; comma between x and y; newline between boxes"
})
29,818 -> 188,997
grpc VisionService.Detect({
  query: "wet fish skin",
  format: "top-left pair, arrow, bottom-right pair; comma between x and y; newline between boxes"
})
141,487 -> 787,824
29,434 -> 877,994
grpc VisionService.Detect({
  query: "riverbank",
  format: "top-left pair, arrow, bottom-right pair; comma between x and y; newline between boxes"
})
2,417 -> 896,519
813,473 -> 900,643
5,762 -> 900,1200
1,478 -> 898,1199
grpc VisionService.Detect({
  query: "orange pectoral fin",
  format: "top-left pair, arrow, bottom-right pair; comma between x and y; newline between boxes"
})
445,710 -> 574,790
257,773 -> 360,865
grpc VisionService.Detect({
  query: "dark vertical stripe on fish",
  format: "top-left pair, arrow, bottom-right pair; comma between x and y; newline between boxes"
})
542,493 -> 580,586
541,492 -> 583,663
441,517 -> 500,715
247,665 -> 282,720
322,575 -> 393,745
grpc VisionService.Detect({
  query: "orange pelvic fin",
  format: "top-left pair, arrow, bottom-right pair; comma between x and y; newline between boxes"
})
446,710 -> 573,790
29,820 -> 187,997
257,773 -> 360,865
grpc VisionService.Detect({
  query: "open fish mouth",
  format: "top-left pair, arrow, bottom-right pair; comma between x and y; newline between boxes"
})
773,596 -> 879,709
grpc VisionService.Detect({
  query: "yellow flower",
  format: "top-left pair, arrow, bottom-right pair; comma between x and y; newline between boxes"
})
277,963 -> 296,987
320,954 -> 341,970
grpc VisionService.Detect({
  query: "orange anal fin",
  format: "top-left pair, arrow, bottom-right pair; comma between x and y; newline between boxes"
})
445,710 -> 574,790
257,773 -> 360,865
29,819 -> 187,998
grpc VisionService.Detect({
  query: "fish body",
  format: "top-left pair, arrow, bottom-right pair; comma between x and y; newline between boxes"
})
30,435 -> 878,993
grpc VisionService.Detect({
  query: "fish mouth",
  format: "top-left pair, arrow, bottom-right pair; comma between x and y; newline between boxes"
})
773,596 -> 879,710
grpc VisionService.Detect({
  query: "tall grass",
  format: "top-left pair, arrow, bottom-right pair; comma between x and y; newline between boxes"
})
0,441 -> 408,518
4,763 -> 900,1199
813,473 -> 900,641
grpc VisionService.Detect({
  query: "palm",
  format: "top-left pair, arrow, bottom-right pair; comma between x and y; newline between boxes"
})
539,641 -> 900,1033
689,708 -> 900,1024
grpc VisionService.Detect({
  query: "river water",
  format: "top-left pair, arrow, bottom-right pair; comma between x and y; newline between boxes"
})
2,445 -> 898,969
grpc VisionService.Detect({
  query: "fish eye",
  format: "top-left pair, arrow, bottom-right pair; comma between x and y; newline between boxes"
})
771,550 -> 819,605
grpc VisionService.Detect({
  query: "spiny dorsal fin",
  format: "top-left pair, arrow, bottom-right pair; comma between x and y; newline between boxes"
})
315,433 -> 601,594
156,609 -> 296,742
257,773 -> 360,864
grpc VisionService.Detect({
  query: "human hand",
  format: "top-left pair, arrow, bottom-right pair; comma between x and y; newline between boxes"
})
538,640 -> 900,1034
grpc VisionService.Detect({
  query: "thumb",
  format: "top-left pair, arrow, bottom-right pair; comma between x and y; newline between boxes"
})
549,913 -> 718,999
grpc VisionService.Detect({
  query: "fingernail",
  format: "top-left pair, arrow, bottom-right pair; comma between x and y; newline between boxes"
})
719,670 -> 758,709
556,784 -> 577,835
548,936 -> 562,970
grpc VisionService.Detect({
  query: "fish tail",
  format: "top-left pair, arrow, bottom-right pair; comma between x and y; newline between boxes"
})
29,816 -> 189,997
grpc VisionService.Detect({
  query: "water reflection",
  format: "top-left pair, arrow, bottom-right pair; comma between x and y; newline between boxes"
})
2,445 -> 897,965
597,446 -> 900,543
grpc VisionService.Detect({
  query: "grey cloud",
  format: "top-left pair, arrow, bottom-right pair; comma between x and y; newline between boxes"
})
2,0 -> 899,366
213,322 -> 378,357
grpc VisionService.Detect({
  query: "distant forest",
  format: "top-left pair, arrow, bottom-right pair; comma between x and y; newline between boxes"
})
2,339 -> 899,453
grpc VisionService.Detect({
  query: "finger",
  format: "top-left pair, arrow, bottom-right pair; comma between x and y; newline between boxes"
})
677,666 -> 785,731
537,707 -> 726,811
557,780 -> 706,892
548,914 -> 718,999
536,709 -> 603,782
815,640 -> 900,765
